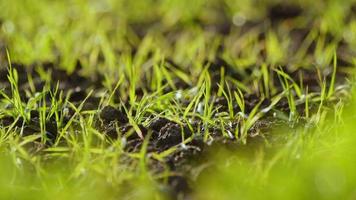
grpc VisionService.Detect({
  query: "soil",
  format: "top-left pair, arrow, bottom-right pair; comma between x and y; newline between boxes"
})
100,106 -> 128,125
268,3 -> 303,21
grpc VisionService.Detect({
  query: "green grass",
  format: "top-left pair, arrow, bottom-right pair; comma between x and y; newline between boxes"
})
0,0 -> 356,199
195,88 -> 356,200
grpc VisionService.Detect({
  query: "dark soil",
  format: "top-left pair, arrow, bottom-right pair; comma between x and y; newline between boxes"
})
100,106 -> 128,125
268,3 -> 303,21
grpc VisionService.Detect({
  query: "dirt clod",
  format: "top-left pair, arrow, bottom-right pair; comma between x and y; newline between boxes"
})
121,124 -> 150,140
168,176 -> 191,198
156,123 -> 192,150
100,106 -> 128,125
269,3 -> 303,20
148,117 -> 172,132
15,111 -> 59,145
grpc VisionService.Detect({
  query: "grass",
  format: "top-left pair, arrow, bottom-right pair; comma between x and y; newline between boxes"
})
0,0 -> 356,199
195,88 -> 356,200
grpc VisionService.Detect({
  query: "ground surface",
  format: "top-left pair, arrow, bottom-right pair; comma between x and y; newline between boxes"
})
0,0 -> 356,199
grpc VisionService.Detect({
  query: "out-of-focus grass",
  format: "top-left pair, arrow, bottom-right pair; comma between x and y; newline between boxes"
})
195,87 -> 356,200
0,154 -> 166,200
1,0 -> 354,68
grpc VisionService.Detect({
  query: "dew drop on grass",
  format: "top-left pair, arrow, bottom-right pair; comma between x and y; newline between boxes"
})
295,154 -> 301,159
181,143 -> 188,150
2,21 -> 15,34
121,137 -> 127,149
175,90 -> 183,100
197,102 -> 204,115
227,130 -> 234,139
16,158 -> 22,166
232,13 -> 246,26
